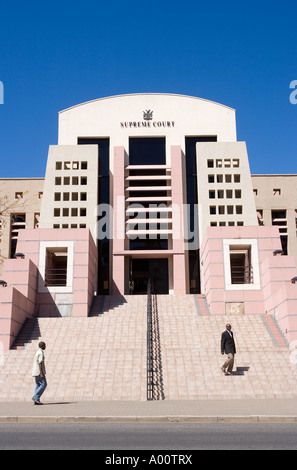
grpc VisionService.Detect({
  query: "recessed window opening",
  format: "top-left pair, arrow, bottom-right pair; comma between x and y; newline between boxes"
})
45,247 -> 68,287
129,137 -> 166,165
225,175 -> 232,183
229,245 -> 253,284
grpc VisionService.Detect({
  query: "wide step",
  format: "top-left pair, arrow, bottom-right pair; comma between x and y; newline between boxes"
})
0,295 -> 296,402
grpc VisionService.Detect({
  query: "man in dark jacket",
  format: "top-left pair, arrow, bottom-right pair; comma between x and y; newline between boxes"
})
221,323 -> 236,375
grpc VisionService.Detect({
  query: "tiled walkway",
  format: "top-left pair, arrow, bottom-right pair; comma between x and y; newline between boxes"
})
0,295 -> 296,402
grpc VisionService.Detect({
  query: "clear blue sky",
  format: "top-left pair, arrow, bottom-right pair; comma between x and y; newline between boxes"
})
0,0 -> 296,177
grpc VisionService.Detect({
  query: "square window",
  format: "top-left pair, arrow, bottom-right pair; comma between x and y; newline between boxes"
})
72,161 -> 79,170
15,192 -> 23,199
55,162 -> 62,170
218,190 -> 224,199
219,206 -> 225,215
72,193 -> 79,201
207,159 -> 214,168
64,162 -> 71,170
217,175 -> 223,183
235,190 -> 241,198
63,208 -> 69,217
209,190 -> 215,199
54,193 -> 61,201
80,192 -> 87,201
225,174 -> 232,183
273,188 -> 281,195
209,206 -> 216,215
227,206 -> 233,214
208,175 -> 215,183
54,208 -> 60,217
224,159 -> 231,168
81,161 -> 88,170
226,190 -> 232,198
234,174 -> 240,183
216,159 -> 222,168
63,193 -> 70,201
64,177 -> 70,185
71,208 -> 78,216
80,208 -> 87,216
55,177 -> 61,185
72,176 -> 79,185
233,159 -> 240,167
236,205 -> 243,214
81,177 -> 87,185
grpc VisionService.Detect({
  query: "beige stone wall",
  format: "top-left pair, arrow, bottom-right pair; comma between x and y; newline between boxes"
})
197,141 -> 258,244
252,175 -> 297,267
0,178 -> 44,276
39,145 -> 99,242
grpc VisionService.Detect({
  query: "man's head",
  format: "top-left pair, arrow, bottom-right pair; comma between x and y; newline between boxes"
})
39,341 -> 46,350
226,324 -> 232,331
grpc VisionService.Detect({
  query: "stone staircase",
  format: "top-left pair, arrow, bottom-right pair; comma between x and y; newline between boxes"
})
157,295 -> 297,400
0,294 -> 296,402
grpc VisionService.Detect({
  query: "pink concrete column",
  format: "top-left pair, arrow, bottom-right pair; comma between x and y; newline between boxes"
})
112,147 -> 126,294
171,146 -> 187,294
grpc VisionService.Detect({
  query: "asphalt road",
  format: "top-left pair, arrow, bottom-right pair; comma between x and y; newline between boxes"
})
0,423 -> 296,451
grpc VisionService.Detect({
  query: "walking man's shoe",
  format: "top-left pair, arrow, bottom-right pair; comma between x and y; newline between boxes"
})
32,397 -> 43,405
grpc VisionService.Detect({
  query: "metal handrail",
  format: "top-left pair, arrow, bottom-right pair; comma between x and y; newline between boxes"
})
45,268 -> 67,286
147,280 -> 153,400
231,265 -> 253,284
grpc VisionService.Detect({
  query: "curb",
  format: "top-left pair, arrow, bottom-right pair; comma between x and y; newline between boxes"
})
0,415 -> 297,424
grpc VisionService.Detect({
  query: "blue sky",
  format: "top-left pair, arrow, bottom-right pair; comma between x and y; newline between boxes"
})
0,0 -> 296,177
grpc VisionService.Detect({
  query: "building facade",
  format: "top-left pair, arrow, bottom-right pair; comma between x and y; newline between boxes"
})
0,178 -> 44,272
1,94 -> 297,350
38,93 -> 259,296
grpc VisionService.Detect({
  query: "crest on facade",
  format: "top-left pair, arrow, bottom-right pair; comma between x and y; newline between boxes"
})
143,110 -> 153,121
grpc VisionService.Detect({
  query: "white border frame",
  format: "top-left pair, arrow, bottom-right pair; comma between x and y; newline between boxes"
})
223,238 -> 261,290
38,241 -> 74,293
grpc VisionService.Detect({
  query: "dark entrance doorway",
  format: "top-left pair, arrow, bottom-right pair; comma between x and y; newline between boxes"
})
129,259 -> 168,294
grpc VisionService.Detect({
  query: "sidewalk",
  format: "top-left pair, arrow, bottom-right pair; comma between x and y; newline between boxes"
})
0,398 -> 296,423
